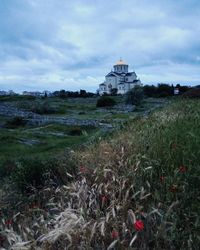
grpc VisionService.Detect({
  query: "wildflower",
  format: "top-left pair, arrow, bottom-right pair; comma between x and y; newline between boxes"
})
32,204 -> 39,209
179,165 -> 186,173
101,195 -> 108,203
170,185 -> 177,193
30,203 -> 39,209
171,143 -> 177,150
111,230 -> 119,239
5,219 -> 12,226
134,220 -> 144,231
79,166 -> 88,174
160,176 -> 165,182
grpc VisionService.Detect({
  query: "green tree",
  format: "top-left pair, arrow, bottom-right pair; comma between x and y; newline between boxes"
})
143,85 -> 157,97
96,96 -> 116,107
125,85 -> 144,106
157,84 -> 173,97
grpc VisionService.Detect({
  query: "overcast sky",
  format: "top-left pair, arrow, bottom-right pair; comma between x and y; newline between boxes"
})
0,0 -> 200,93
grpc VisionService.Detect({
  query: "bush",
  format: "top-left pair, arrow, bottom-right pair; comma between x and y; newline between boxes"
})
157,84 -> 173,97
68,128 -> 83,136
182,88 -> 200,98
143,85 -> 157,97
11,155 -> 77,190
31,102 -> 56,114
125,85 -> 144,106
96,96 -> 116,107
177,85 -> 190,94
5,116 -> 27,128
12,158 -> 50,190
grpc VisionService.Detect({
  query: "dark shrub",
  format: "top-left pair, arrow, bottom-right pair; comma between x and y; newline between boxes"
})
157,84 -> 173,97
96,96 -> 116,107
0,160 -> 16,178
5,116 -> 27,128
68,127 -> 83,136
182,88 -> 200,98
22,95 -> 36,100
31,102 -> 56,114
11,154 -> 78,191
158,91 -> 170,97
125,85 -> 144,106
176,85 -> 190,94
143,85 -> 157,97
80,89 -> 87,97
12,158 -> 49,190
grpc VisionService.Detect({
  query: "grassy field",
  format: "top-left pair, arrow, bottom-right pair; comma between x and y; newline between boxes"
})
0,96 -> 164,179
0,98 -> 199,249
0,124 -> 99,178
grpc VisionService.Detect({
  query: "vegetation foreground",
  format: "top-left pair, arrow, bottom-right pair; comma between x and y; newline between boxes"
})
0,99 -> 200,249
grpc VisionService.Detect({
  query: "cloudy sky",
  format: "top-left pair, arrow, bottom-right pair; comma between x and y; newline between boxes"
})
0,0 -> 200,93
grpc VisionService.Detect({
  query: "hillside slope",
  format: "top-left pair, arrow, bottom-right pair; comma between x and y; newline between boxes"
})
1,99 -> 200,249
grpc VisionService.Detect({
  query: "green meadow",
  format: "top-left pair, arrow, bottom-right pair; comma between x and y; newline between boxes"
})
1,97 -> 199,249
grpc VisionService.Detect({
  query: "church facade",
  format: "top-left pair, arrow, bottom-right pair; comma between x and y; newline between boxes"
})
99,59 -> 141,95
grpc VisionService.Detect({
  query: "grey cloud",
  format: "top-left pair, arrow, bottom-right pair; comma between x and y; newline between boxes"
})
0,0 -> 200,92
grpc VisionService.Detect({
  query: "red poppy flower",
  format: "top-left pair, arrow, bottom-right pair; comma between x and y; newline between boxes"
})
170,185 -> 177,192
179,165 -> 186,173
29,203 -> 39,209
134,220 -> 144,231
32,205 -> 39,209
79,166 -> 88,173
5,219 -> 12,226
101,195 -> 108,203
160,176 -> 165,182
111,230 -> 119,239
171,143 -> 177,150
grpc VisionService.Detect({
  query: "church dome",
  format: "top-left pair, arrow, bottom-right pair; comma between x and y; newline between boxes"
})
115,59 -> 128,65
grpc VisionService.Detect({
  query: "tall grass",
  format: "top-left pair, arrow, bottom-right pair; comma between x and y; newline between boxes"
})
1,99 -> 199,249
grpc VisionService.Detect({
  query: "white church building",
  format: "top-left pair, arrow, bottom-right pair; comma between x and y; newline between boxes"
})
99,59 -> 141,95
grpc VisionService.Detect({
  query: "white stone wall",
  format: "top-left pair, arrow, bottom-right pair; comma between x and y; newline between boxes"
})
105,76 -> 117,89
117,84 -> 126,94
99,84 -> 107,95
124,83 -> 131,92
126,73 -> 137,82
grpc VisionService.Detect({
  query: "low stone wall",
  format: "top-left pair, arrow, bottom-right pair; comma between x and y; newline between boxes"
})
0,103 -> 113,129
26,117 -> 99,127
0,103 -> 41,119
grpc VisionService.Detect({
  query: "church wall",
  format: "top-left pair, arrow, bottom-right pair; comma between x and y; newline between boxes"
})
130,82 -> 138,89
124,83 -> 131,92
105,76 -> 117,89
117,85 -> 125,94
127,73 -> 137,82
116,76 -> 122,84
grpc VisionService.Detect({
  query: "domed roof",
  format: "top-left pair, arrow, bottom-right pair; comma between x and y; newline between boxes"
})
115,59 -> 128,65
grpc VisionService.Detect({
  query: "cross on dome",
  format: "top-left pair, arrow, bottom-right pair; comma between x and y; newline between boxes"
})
115,58 -> 128,65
